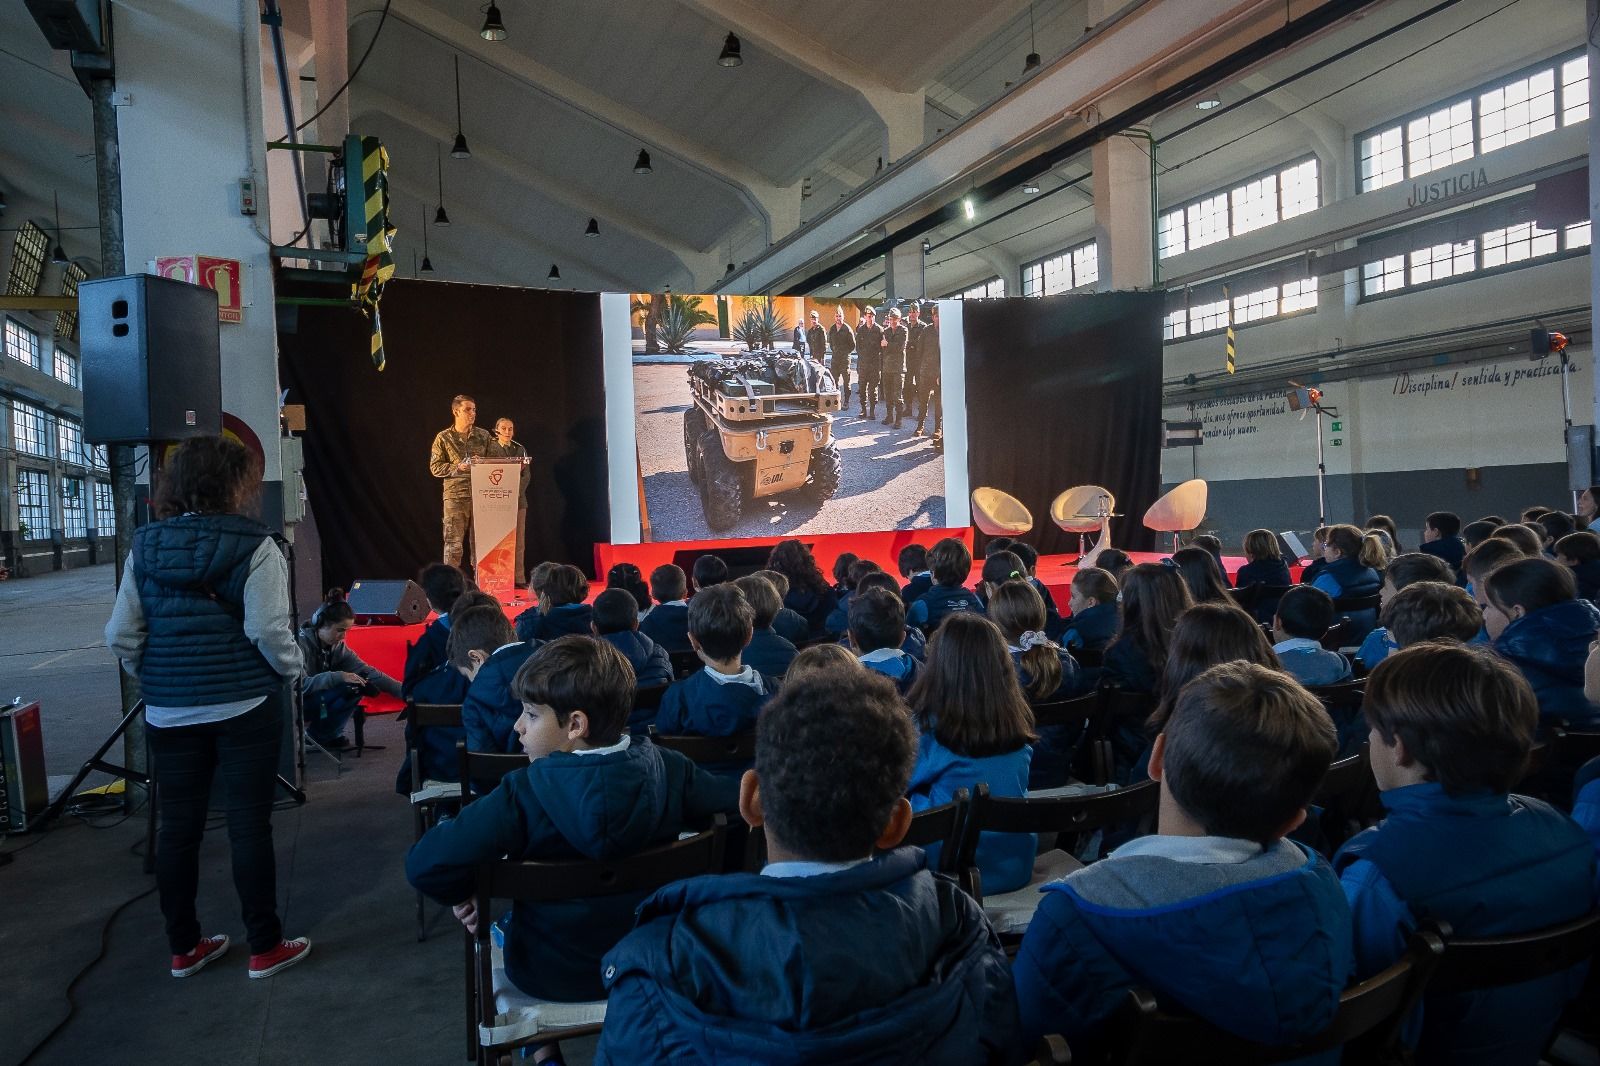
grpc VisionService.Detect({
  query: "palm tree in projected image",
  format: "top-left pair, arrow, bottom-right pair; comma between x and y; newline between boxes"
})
631,292 -> 666,353
731,299 -> 790,351
658,294 -> 717,353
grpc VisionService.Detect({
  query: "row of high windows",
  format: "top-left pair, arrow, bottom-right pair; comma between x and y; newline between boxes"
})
4,316 -> 79,387
14,467 -> 114,541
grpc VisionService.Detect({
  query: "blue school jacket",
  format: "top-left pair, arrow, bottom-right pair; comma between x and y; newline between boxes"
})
1575,757 -> 1600,858
1060,601 -> 1118,653
908,731 -> 1033,895
1417,535 -> 1466,574
784,586 -> 840,639
1312,558 -> 1382,641
1493,598 -> 1600,726
772,606 -> 811,646
1274,641 -> 1352,688
594,848 -> 1019,1065
462,641 -> 539,754
401,615 -> 450,699
861,649 -> 922,695
1012,647 -> 1084,790
515,602 -> 594,643
1013,837 -> 1353,1061
1100,636 -> 1158,693
655,667 -> 776,737
1572,559 -> 1600,602
906,583 -> 985,633
639,602 -> 690,654
901,572 -> 933,604
599,628 -> 673,689
1357,626 -> 1397,670
824,590 -> 852,637
1334,783 -> 1597,1066
743,627 -> 798,678
1030,577 -> 1066,637
405,737 -> 738,1001
1235,557 -> 1293,590
393,661 -> 471,795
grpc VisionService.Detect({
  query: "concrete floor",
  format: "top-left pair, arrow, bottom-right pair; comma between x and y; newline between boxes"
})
0,566 -> 597,1066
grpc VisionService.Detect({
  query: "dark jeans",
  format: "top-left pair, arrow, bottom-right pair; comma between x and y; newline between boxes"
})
304,684 -> 362,745
148,698 -> 284,955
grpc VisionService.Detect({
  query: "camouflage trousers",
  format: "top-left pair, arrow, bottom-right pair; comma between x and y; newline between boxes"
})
442,495 -> 472,568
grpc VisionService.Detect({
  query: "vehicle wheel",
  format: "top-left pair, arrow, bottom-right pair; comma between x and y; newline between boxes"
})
806,442 -> 843,499
683,407 -> 707,485
697,428 -> 744,532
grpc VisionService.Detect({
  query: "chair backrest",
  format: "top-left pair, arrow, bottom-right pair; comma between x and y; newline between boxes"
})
1553,727 -> 1600,768
1309,680 -> 1366,713
1312,745 -> 1371,809
477,814 -> 729,906
899,789 -> 970,874
649,729 -> 757,765
633,683 -> 669,713
1425,909 -> 1600,995
968,779 -> 1159,841
1102,687 -> 1156,724
1030,691 -> 1100,731
456,741 -> 529,804
408,703 -> 463,791
1105,928 -> 1444,1065
1073,647 -> 1104,670
1333,593 -> 1381,613
669,649 -> 701,679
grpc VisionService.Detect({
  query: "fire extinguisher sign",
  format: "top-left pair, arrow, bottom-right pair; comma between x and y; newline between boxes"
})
197,256 -> 243,323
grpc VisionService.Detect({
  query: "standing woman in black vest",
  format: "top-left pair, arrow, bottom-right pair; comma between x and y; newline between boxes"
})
106,436 -> 311,980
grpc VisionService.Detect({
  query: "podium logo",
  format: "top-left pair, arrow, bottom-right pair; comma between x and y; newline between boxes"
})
488,469 -> 504,486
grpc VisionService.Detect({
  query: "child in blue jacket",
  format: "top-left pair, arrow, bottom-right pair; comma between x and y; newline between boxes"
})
590,588 -> 672,690
1357,553 -> 1455,670
1556,531 -> 1600,602
655,584 -> 776,738
906,537 -> 984,634
734,573 -> 799,679
849,587 -> 921,695
989,580 -> 1082,790
1482,557 -> 1600,727
406,636 -> 739,1046
1309,524 -> 1384,642
513,563 -> 593,643
1013,661 -> 1351,1057
401,563 -> 467,699
898,542 -> 933,604
1059,567 -> 1119,656
906,613 -> 1036,895
638,563 -> 691,654
1272,586 -> 1352,688
1334,642 -> 1597,1066
595,667 -> 1019,1064
452,604 -> 538,754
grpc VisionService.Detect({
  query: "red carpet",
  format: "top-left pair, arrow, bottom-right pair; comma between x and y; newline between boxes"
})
345,545 -> 1294,715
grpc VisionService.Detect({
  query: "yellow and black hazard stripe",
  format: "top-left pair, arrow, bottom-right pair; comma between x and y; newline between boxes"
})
352,135 -> 396,370
1223,284 -> 1236,376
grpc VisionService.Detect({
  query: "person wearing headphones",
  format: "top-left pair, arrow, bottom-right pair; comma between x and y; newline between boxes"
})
296,589 -> 402,748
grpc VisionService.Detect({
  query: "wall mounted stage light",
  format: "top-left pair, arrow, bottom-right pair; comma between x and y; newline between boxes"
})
718,33 -> 742,67
634,149 -> 652,174
479,3 -> 507,42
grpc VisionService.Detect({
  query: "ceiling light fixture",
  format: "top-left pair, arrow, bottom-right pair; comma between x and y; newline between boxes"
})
1022,181 -> 1041,195
963,196 -> 975,221
718,32 -> 742,67
420,205 -> 434,271
479,3 -> 507,42
585,217 -> 600,237
1195,93 -> 1221,110
1023,4 -> 1040,73
450,55 -> 471,157
633,149 -> 652,174
547,263 -> 560,281
922,239 -> 931,255
434,145 -> 451,225
51,191 -> 68,264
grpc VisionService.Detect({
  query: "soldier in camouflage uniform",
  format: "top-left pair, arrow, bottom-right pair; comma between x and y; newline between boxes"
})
854,306 -> 884,420
826,306 -> 855,407
880,306 -> 909,429
428,394 -> 492,568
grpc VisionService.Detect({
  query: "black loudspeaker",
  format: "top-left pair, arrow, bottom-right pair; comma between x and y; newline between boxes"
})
79,273 -> 222,444
346,579 -> 430,625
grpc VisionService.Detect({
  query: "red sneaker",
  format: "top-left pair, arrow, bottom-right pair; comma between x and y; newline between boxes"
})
171,934 -> 230,977
247,937 -> 312,979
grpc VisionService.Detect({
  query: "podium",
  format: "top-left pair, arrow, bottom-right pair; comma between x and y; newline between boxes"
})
469,456 -> 531,597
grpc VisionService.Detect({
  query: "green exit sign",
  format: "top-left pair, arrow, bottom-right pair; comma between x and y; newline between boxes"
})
1331,438 -> 1343,447
1331,420 -> 1343,431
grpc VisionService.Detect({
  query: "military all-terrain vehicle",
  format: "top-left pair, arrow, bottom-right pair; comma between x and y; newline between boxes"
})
683,352 -> 843,531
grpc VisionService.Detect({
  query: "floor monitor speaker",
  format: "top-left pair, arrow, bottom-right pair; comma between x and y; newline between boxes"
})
347,579 -> 430,625
79,273 -> 222,444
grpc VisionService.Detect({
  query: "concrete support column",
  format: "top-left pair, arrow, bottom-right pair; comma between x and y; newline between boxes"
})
884,240 -> 925,302
114,1 -> 286,504
868,88 -> 926,167
753,181 -> 804,245
1091,131 -> 1155,291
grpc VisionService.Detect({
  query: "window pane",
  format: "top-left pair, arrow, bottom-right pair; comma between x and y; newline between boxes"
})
1408,240 -> 1476,284
57,416 -> 86,466
61,477 -> 87,538
17,470 -> 50,540
1186,193 -> 1230,251
1232,285 -> 1279,324
1281,278 -> 1319,314
1158,209 -> 1186,258
94,480 -> 115,534
1022,263 -> 1042,297
1163,309 -> 1188,341
1480,68 -> 1557,153
1407,100 -> 1474,178
1189,298 -> 1229,334
1359,127 -> 1405,191
1280,158 -> 1320,219
5,318 -> 42,369
1362,255 -> 1406,297
1230,174 -> 1279,237
11,401 -> 52,457
1072,243 -> 1099,287
53,345 -> 79,387
1566,221 -> 1591,249
1481,222 -> 1557,268
1563,55 -> 1589,125
1042,254 -> 1071,296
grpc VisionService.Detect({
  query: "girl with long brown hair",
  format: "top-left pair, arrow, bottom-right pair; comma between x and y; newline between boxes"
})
989,580 -> 1084,789
1101,562 -> 1193,694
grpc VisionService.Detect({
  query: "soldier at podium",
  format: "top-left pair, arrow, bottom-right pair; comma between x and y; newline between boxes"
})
487,417 -> 532,586
428,394 -> 492,568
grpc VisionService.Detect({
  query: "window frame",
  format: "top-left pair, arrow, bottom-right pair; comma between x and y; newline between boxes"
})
16,469 -> 51,541
1021,239 -> 1100,297
1164,274 -> 1321,342
1356,209 -> 1590,303
60,476 -> 88,539
9,399 -> 53,458
4,317 -> 43,370
92,479 -> 115,535
1157,154 -> 1321,260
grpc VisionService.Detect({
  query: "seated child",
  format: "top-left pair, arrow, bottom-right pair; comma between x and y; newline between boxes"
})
976,550 -> 1027,608
1416,510 -> 1466,575
1095,548 -> 1133,584
733,573 -> 798,678
1461,519 -> 1499,549
1059,567 -> 1119,655
296,588 -> 402,747
1172,546 -> 1232,606
1235,529 -> 1293,624
766,539 -> 838,640
906,614 -> 1036,894
402,563 -> 467,698
1102,563 -> 1192,695
1462,537 -> 1524,599
515,563 -> 592,643
1333,642 -> 1597,1066
1357,552 -> 1454,669
1309,524 -> 1383,641
855,570 -> 928,659
1191,533 -> 1226,573
898,542 -> 932,604
758,569 -> 813,647
590,588 -> 672,689
825,557 -> 882,635
989,579 -> 1083,790
1555,531 -> 1600,602
453,604 -> 537,754
406,636 -> 741,1023
593,668 -> 1018,1063
849,587 -> 921,695
1272,586 -> 1352,687
605,561 -> 652,616
1009,541 -> 1065,639
1382,581 -> 1481,650
655,584 -> 777,737
1489,522 -> 1544,557
1013,662 -> 1350,1053
785,642 -> 862,681
396,591 -> 496,794
1298,526 -> 1332,587
638,564 -> 691,654
1537,510 -> 1576,556
1482,557 -> 1600,727
691,552 -> 728,594
905,537 -> 985,634
830,551 -> 858,598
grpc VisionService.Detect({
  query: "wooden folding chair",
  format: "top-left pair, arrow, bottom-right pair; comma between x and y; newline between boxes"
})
1308,744 -> 1380,854
740,792 -> 970,881
648,728 -> 757,767
469,817 -> 729,1064
1424,909 -> 1600,996
409,702 -> 465,941
1073,646 -> 1105,670
1099,927 -> 1445,1065
668,649 -> 701,679
1099,688 -> 1156,785
632,683 -> 669,716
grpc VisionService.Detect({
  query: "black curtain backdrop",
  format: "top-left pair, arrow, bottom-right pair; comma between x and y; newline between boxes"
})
962,292 -> 1165,556
278,280 -> 610,588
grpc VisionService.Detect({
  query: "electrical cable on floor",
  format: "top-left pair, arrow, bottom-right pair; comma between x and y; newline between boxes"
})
17,883 -> 158,1066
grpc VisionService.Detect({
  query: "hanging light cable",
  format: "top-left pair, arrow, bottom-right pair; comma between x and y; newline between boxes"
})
450,55 -> 471,157
420,204 -> 434,271
434,145 -> 451,225
1023,5 -> 1040,73
51,191 -> 68,265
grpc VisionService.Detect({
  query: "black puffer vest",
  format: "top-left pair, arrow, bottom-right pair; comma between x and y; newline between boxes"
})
132,513 -> 283,706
